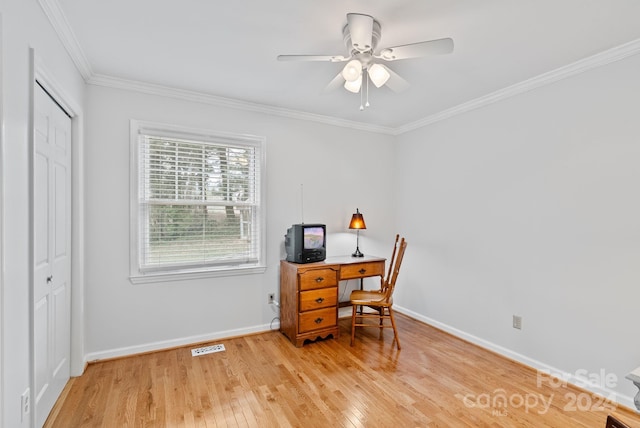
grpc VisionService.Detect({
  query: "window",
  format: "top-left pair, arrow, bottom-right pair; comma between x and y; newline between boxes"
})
130,121 -> 266,282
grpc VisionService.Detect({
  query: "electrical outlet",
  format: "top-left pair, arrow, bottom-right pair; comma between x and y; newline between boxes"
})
268,293 -> 275,304
513,315 -> 522,330
21,388 -> 30,422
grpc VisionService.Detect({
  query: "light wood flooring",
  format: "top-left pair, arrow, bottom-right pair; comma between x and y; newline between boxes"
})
46,314 -> 640,427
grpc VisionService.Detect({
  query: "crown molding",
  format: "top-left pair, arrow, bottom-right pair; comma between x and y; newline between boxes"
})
89,37 -> 640,137
40,0 -> 640,136
87,74 -> 397,135
38,0 -> 93,80
396,38 -> 640,135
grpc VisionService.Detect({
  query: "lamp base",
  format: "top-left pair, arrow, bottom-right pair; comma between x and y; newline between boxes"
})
352,247 -> 364,257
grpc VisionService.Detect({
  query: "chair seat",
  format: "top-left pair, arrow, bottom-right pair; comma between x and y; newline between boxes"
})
349,290 -> 392,306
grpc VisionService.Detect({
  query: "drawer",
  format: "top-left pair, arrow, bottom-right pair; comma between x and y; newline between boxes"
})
340,261 -> 384,280
299,307 -> 337,333
300,287 -> 337,311
299,268 -> 338,290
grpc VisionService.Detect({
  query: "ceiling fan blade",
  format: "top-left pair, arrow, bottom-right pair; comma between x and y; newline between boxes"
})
377,38 -> 454,61
346,13 -> 374,52
383,66 -> 410,93
323,72 -> 345,93
277,54 -> 347,62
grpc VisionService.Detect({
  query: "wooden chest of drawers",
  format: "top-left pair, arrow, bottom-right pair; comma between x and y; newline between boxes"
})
279,261 -> 340,347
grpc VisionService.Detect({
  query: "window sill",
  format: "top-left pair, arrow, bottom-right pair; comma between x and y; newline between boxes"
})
130,265 -> 267,284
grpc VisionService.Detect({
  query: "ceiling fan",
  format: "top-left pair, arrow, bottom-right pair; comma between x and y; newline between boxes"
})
277,13 -> 454,109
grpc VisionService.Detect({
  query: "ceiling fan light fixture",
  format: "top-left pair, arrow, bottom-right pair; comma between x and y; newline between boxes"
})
342,59 -> 363,82
368,63 -> 390,88
344,74 -> 362,93
276,13 -> 455,110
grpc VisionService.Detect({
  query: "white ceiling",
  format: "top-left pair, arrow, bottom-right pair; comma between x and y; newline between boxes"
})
54,0 -> 640,130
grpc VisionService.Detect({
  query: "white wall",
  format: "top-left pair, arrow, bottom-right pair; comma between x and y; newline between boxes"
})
0,0 -> 85,426
83,84 -> 395,359
394,52 -> 640,406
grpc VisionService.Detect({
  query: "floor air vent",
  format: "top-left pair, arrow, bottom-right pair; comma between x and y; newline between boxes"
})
191,344 -> 225,357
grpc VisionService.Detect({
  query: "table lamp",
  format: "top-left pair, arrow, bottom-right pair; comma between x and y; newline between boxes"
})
349,208 -> 366,257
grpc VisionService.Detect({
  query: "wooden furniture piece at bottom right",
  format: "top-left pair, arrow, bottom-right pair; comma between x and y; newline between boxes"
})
606,415 -> 631,428
350,235 -> 407,350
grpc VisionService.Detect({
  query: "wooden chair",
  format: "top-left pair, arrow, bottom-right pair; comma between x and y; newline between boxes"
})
350,235 -> 407,350
606,415 -> 631,428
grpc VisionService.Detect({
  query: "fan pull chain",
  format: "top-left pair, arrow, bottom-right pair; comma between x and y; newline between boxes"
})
359,77 -> 364,111
365,71 -> 370,108
359,71 -> 371,111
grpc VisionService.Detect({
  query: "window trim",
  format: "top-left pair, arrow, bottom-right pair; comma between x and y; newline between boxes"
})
129,120 -> 266,283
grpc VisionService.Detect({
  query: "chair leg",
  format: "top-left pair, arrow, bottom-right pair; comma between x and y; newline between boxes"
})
350,304 -> 358,346
378,308 -> 385,340
388,307 -> 401,350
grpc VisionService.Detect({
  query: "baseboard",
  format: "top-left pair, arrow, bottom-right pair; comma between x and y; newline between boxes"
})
394,305 -> 638,412
84,321 -> 280,363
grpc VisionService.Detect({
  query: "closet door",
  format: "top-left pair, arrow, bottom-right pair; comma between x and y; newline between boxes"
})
33,83 -> 71,427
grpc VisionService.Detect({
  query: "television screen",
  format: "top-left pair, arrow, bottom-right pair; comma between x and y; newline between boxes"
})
303,227 -> 324,249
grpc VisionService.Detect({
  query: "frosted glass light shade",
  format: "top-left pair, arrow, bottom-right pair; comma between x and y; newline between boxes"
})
368,63 -> 390,88
342,59 -> 363,82
344,75 -> 362,93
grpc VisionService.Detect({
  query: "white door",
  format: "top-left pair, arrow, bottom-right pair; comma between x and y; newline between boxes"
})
33,83 -> 71,427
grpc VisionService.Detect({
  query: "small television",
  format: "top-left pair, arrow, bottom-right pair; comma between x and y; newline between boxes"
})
285,224 -> 326,263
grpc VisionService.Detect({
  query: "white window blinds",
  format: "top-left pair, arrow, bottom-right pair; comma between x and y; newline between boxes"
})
132,122 -> 265,276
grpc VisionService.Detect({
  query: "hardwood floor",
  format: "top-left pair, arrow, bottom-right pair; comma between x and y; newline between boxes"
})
46,314 -> 640,427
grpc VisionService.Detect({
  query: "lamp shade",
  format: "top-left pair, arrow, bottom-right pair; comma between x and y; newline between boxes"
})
349,208 -> 366,230
368,63 -> 391,88
343,74 -> 362,93
342,59 -> 363,82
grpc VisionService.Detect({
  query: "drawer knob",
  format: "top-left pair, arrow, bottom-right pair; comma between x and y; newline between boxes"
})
314,317 -> 324,324
315,297 -> 325,304
315,277 -> 324,282
359,268 -> 366,274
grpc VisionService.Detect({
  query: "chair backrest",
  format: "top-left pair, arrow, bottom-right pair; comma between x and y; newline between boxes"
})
382,236 -> 407,303
382,234 -> 400,290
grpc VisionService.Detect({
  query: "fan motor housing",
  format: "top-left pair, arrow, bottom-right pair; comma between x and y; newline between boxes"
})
343,19 -> 381,53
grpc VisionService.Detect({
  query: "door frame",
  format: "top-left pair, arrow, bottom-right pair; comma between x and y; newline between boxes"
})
29,48 -> 86,425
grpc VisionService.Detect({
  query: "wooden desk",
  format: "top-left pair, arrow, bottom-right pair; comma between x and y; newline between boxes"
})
280,255 -> 385,347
